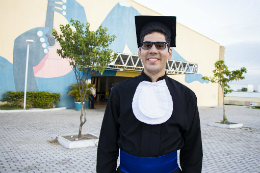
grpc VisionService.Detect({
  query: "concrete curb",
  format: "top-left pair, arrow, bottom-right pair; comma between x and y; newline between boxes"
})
58,134 -> 99,149
0,107 -> 67,113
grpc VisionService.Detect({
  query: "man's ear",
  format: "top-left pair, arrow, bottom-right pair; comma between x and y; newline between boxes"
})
138,47 -> 142,59
168,48 -> 173,60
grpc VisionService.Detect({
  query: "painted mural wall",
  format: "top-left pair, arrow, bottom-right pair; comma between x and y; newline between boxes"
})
0,0 -> 219,107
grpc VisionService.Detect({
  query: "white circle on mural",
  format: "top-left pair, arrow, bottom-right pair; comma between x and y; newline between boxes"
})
37,31 -> 43,37
63,11 -> 66,16
40,38 -> 45,42
42,43 -> 47,48
62,5 -> 66,10
44,49 -> 48,53
62,0 -> 67,3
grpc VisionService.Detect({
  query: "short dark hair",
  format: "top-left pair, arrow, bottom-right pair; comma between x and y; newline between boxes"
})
140,26 -> 171,47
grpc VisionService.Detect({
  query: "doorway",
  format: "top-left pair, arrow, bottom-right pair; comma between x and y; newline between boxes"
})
91,75 -> 131,102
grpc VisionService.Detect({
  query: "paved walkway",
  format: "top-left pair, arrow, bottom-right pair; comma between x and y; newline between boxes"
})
0,104 -> 260,173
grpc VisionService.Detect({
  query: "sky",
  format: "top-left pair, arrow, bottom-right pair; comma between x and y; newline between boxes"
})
134,0 -> 260,91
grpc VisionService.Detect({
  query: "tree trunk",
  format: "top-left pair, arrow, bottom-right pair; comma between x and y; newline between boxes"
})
78,80 -> 88,139
78,104 -> 87,138
222,87 -> 226,124
78,122 -> 83,138
78,101 -> 84,138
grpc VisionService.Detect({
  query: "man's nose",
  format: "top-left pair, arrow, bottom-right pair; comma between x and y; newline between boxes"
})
149,44 -> 158,53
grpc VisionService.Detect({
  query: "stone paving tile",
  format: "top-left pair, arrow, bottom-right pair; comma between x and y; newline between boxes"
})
0,105 -> 260,172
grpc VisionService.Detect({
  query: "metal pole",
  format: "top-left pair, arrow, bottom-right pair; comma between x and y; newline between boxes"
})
23,40 -> 34,109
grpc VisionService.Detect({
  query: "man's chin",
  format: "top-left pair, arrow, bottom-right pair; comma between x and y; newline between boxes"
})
144,68 -> 163,75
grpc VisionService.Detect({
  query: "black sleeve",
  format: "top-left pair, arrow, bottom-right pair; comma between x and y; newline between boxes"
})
180,95 -> 203,173
96,90 -> 120,173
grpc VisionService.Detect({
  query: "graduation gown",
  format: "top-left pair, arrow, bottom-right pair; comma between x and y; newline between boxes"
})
97,71 -> 203,173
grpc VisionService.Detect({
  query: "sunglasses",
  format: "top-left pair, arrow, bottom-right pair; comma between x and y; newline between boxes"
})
141,42 -> 169,50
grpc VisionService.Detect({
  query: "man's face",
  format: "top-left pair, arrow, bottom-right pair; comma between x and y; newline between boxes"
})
138,32 -> 172,77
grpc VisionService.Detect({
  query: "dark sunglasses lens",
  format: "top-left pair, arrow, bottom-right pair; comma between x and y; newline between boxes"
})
155,42 -> 166,50
142,42 -> 152,50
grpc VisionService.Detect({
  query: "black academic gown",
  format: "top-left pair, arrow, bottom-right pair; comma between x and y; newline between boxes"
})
97,71 -> 203,173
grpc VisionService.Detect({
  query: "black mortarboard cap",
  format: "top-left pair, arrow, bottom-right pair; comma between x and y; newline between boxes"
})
135,16 -> 176,47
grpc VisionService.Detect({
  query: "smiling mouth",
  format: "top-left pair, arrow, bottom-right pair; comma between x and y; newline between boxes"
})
148,58 -> 159,61
148,58 -> 159,62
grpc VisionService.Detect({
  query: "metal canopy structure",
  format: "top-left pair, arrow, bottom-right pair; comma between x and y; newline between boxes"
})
106,53 -> 199,74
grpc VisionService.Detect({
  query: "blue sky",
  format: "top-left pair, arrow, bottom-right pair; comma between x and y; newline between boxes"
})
134,0 -> 260,90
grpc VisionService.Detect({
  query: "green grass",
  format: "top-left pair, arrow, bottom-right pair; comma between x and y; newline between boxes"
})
0,105 -> 24,110
252,106 -> 260,109
0,105 -> 59,110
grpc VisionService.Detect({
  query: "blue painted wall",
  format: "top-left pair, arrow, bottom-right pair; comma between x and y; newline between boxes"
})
0,56 -> 16,100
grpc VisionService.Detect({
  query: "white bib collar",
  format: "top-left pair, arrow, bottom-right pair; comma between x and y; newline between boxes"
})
132,79 -> 173,125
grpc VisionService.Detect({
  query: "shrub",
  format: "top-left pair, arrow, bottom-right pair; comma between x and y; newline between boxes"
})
2,91 -> 60,108
67,82 -> 93,102
0,101 -> 8,106
241,87 -> 247,92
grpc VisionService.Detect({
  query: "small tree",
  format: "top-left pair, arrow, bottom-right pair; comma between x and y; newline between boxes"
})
52,19 -> 117,138
202,60 -> 247,124
241,87 -> 248,92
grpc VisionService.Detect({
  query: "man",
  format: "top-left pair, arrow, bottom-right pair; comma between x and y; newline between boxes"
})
97,16 -> 203,173
90,84 -> 96,109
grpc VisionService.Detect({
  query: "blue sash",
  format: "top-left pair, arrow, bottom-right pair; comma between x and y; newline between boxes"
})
119,150 -> 178,173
